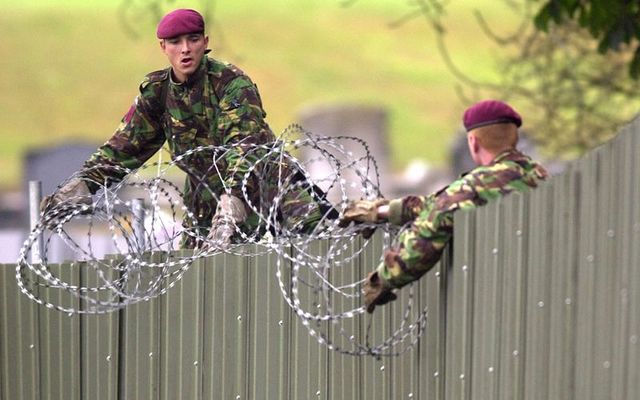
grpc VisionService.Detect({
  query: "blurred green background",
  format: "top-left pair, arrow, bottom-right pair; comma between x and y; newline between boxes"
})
0,0 -> 520,189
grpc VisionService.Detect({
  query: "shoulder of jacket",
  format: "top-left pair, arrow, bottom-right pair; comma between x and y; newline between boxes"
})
140,68 -> 170,91
207,58 -> 250,85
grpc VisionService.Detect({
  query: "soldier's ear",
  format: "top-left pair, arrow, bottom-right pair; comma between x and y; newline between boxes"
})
159,39 -> 166,52
467,132 -> 482,163
466,132 -> 475,151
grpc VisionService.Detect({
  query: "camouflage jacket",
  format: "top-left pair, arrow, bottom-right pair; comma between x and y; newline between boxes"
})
378,148 -> 549,289
82,55 -> 275,223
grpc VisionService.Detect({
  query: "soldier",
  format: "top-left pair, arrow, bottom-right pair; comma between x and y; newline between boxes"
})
42,9 -> 328,248
340,100 -> 549,313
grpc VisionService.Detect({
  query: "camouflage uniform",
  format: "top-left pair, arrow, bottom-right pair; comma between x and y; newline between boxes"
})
82,55 -> 321,247
378,148 -> 548,288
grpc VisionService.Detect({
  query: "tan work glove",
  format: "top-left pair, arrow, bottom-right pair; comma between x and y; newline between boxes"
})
363,271 -> 397,314
338,198 -> 389,239
203,194 -> 248,250
40,177 -> 92,229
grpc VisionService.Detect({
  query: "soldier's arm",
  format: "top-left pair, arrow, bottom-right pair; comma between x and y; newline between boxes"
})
385,194 -> 436,226
376,177 -> 480,288
82,79 -> 166,192
216,76 -> 275,198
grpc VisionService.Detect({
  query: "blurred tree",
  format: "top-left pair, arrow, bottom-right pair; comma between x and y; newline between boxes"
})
348,0 -> 640,158
118,0 -> 217,39
534,0 -> 640,79
117,0 -> 243,63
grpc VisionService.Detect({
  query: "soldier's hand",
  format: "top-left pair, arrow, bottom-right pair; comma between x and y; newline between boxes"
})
203,217 -> 235,250
363,271 -> 396,314
202,194 -> 247,251
40,178 -> 93,229
338,199 -> 389,239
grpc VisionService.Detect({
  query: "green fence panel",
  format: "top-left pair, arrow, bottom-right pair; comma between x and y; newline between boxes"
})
446,210 -> 476,400
469,199 -> 503,400
38,262 -> 82,400
574,149 -> 599,399
626,119 -> 640,399
496,193 -> 527,400
0,263 -> 41,400
359,233 -> 394,400
157,250 -> 205,400
609,128 -> 634,400
416,252 -> 448,400
289,239 -> 329,400
327,238 -> 362,400
80,260 -> 119,400
591,142 -> 617,400
522,179 -> 553,400
247,246 -> 291,400
547,166 -> 579,400
203,252 -> 250,400
119,252 -> 163,400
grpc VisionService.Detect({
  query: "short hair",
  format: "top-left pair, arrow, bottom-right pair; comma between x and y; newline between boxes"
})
470,122 -> 518,154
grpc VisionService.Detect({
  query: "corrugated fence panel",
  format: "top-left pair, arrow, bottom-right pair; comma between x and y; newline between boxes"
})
39,262 -> 81,400
247,245 -> 291,400
470,199 -> 503,400
574,148 -> 599,399
159,250 -> 206,400
446,210 -> 476,400
327,237 -> 362,400
609,127 -> 634,400
203,252 -> 249,400
547,165 -> 579,400
390,266 -> 430,400
626,119 -> 640,400
496,192 -> 527,400
522,178 -> 553,400
289,239 -> 329,400
417,251 -> 448,400
119,252 -> 163,400
388,260 -> 432,399
80,260 -> 119,400
360,233 -> 392,400
592,141 -> 617,399
0,263 -> 41,400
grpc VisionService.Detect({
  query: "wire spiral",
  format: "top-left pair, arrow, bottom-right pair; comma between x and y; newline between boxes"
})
17,125 -> 428,356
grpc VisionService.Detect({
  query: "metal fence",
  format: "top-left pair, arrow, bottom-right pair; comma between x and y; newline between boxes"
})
2,118 -> 640,399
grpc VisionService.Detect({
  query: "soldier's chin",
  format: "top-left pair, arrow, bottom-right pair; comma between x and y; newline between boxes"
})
177,66 -> 196,79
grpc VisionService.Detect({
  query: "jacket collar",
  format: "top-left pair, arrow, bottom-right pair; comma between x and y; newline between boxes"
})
490,148 -> 525,165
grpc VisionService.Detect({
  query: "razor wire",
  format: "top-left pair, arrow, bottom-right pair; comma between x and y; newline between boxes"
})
17,125 -> 429,357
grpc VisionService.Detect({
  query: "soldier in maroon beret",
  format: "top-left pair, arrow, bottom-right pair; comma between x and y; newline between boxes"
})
340,99 -> 549,313
42,9 -> 332,250
156,9 -> 208,83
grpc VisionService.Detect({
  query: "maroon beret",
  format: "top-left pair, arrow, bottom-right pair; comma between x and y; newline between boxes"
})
463,100 -> 522,132
156,9 -> 205,39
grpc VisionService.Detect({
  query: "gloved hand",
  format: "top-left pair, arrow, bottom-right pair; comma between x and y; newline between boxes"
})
338,198 -> 389,239
363,271 -> 396,313
203,194 -> 248,250
40,177 -> 93,229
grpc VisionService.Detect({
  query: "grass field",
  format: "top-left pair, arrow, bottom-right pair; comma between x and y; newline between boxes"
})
1,0 -> 520,189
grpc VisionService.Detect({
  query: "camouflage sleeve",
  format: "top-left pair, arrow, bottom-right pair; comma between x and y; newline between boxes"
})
82,78 -> 166,192
387,194 -> 435,225
376,176 -> 480,289
217,76 -> 275,198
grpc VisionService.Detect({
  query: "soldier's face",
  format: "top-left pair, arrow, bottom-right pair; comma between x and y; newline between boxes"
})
160,33 -> 209,82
